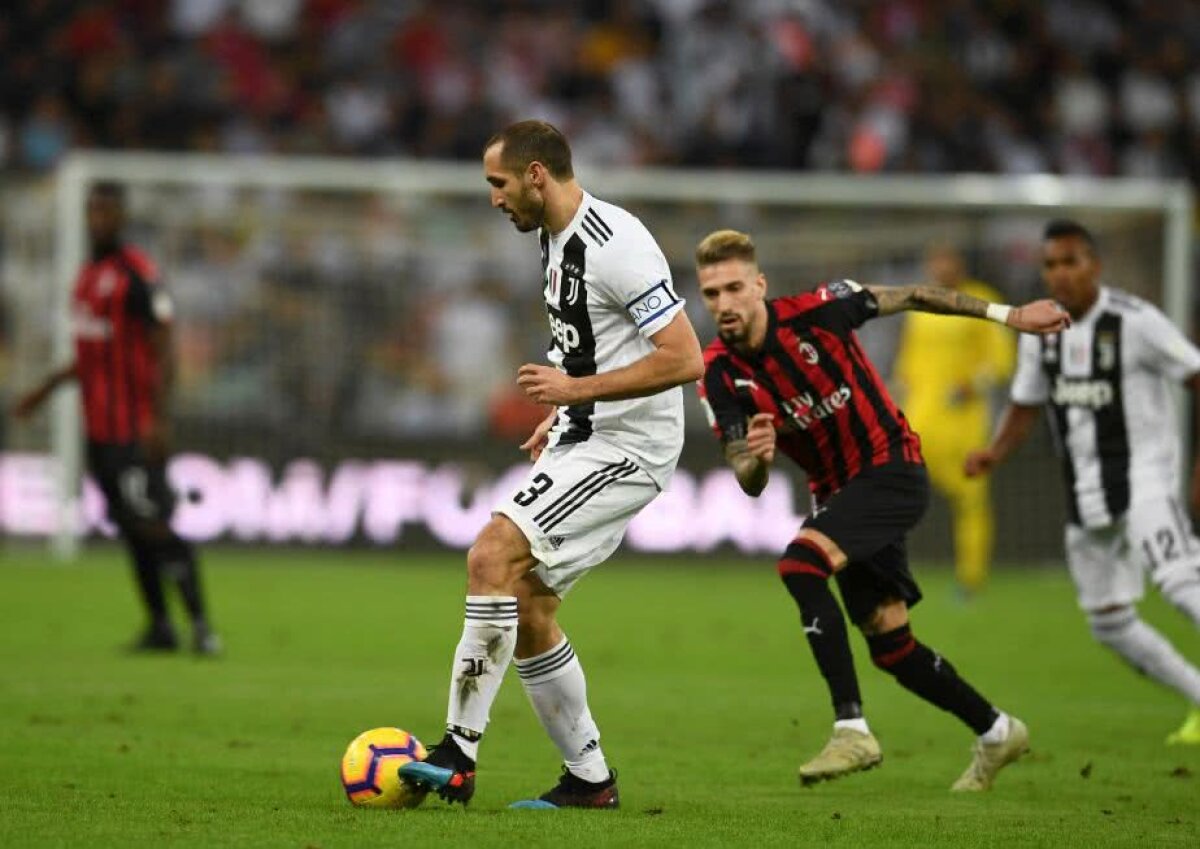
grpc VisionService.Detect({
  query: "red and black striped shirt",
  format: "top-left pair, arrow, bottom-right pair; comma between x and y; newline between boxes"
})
698,281 -> 922,503
71,245 -> 171,444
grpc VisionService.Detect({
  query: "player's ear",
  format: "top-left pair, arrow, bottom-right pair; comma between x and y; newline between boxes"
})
526,161 -> 546,188
757,272 -> 768,296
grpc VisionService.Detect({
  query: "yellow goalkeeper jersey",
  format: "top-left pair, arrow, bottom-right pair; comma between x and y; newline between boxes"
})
893,280 -> 1015,429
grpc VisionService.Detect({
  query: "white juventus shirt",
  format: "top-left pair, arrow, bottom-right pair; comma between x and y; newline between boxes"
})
1011,286 -> 1200,528
540,191 -> 686,486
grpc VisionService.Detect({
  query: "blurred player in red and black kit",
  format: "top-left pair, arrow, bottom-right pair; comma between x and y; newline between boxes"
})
14,183 -> 219,655
694,230 -> 1068,790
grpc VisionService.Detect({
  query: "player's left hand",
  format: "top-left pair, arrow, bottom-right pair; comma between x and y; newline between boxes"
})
141,421 -> 171,464
517,364 -> 583,407
1009,300 -> 1071,334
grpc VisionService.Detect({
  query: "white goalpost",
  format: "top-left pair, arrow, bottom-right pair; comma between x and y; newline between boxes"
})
39,152 -> 1195,558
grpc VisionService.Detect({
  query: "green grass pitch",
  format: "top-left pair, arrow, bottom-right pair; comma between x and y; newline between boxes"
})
0,545 -> 1196,848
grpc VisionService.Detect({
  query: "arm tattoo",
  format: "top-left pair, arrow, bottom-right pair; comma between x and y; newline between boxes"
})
869,285 -> 990,318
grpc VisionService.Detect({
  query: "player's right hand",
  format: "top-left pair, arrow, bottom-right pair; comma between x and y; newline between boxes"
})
519,413 -> 556,462
746,412 -> 776,463
963,449 -> 995,478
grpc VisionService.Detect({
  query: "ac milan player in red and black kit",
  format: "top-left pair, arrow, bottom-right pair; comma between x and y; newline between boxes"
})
14,183 -> 219,655
694,230 -> 1068,791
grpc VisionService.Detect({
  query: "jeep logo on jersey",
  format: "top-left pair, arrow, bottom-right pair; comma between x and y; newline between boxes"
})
1052,376 -> 1114,409
549,313 -> 581,352
781,385 -> 852,430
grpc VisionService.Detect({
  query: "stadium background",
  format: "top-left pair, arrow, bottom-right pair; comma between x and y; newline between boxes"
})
0,0 -> 1197,563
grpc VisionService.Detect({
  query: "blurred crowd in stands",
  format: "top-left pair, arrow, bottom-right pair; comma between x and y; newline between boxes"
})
1,1 -> 1196,452
4,0 -> 1200,179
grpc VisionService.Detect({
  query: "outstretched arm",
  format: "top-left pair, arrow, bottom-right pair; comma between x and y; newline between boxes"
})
867,285 -> 1070,334
12,363 -> 78,420
963,402 -> 1041,478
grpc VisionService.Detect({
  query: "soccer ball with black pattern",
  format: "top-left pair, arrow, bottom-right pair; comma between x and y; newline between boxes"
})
340,728 -> 428,808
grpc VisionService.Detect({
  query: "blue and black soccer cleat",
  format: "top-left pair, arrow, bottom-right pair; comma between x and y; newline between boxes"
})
509,767 -> 619,810
398,733 -> 476,806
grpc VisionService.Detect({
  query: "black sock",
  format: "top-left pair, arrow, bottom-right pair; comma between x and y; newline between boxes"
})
159,535 -> 209,625
868,624 -> 998,735
127,537 -> 169,626
780,562 -> 862,717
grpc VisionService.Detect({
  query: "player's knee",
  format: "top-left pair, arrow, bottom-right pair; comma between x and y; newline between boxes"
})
866,623 -> 916,671
777,535 -> 838,582
1087,605 -> 1137,646
467,517 -> 531,591
858,600 -> 909,636
1153,565 -> 1199,606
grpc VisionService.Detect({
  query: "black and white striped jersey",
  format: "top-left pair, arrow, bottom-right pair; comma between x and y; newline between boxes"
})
539,191 -> 686,486
1011,286 -> 1200,528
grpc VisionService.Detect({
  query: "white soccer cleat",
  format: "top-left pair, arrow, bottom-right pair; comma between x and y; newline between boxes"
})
951,716 -> 1029,791
798,727 -> 883,786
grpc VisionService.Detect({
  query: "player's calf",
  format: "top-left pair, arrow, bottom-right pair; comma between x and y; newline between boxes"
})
1087,606 -> 1200,706
866,623 -> 999,736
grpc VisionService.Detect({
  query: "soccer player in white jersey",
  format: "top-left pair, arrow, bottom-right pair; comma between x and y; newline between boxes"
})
400,120 -> 704,808
966,220 -> 1200,745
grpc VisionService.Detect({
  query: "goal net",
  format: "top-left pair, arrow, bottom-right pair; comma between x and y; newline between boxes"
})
1,153 -> 1192,563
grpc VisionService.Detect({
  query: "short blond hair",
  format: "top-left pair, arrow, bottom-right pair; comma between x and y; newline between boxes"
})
695,229 -> 757,267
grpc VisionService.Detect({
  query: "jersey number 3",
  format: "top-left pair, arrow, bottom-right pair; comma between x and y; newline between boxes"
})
514,473 -> 554,506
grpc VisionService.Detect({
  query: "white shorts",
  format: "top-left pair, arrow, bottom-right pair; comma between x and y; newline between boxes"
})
494,439 -> 661,596
1065,496 -> 1200,610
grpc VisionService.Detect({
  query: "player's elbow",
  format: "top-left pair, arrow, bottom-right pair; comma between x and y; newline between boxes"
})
673,341 -> 704,385
680,350 -> 704,385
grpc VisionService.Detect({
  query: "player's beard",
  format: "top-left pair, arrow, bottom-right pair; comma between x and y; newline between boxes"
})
510,190 -> 545,233
717,313 -> 749,345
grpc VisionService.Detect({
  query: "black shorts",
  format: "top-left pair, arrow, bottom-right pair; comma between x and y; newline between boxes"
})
803,461 -> 930,624
87,441 -> 177,532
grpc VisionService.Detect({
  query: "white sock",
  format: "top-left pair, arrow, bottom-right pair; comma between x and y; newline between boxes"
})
1160,578 -> 1200,628
979,711 -> 1010,744
444,595 -> 518,761
1089,608 -> 1200,704
515,636 -> 609,783
833,718 -> 871,735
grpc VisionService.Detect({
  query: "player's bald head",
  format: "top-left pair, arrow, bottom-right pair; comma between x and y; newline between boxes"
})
484,120 -> 574,180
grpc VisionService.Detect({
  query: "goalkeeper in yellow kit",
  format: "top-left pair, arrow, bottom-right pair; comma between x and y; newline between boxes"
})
894,244 -> 1014,596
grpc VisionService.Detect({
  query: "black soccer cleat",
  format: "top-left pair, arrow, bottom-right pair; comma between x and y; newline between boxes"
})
191,623 -> 222,657
125,622 -> 179,653
398,733 -> 476,806
509,767 -> 620,810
